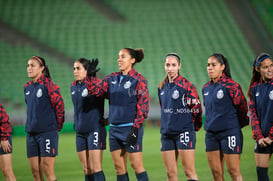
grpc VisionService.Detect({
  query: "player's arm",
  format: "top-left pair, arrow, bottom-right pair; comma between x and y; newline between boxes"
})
85,76 -> 108,98
0,103 -> 12,141
48,83 -> 65,132
187,83 -> 202,131
249,89 -> 263,141
133,78 -> 149,128
230,83 -> 249,128
127,78 -> 149,147
85,58 -> 108,98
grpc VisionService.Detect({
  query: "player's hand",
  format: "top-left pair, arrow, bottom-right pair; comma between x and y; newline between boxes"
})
127,127 -> 138,147
264,137 -> 273,145
87,58 -> 100,78
0,140 -> 12,153
258,138 -> 267,147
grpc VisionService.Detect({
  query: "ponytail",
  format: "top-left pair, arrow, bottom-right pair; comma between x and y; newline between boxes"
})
211,53 -> 232,78
246,53 -> 272,98
43,65 -> 51,79
124,48 -> 144,65
247,66 -> 260,98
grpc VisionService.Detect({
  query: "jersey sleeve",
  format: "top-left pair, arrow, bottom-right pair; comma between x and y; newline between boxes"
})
268,123 -> 273,140
229,83 -> 249,128
133,78 -> 150,128
0,103 -> 12,140
85,76 -> 108,98
249,87 -> 264,141
187,83 -> 202,131
47,82 -> 65,132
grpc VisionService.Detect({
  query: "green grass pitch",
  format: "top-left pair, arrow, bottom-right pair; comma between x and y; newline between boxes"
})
1,126 -> 272,180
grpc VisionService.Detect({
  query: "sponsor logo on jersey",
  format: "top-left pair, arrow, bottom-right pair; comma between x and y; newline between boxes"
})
111,80 -> 117,84
124,81 -> 131,89
217,89 -> 224,99
269,90 -> 273,100
82,88 -> 88,97
172,89 -> 179,99
160,91 -> 164,96
36,88 -> 42,98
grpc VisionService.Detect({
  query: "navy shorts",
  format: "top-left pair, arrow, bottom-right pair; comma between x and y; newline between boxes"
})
254,141 -> 273,154
27,130 -> 59,158
161,130 -> 196,151
205,128 -> 243,154
0,136 -> 12,155
76,127 -> 107,152
109,126 -> 143,153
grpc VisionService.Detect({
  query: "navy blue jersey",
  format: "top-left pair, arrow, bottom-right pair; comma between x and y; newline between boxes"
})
85,68 -> 149,128
24,74 -> 65,133
249,78 -> 273,141
158,75 -> 202,135
202,74 -> 249,132
71,79 -> 104,133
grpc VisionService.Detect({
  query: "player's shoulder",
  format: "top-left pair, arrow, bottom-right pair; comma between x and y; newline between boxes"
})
71,80 -> 77,87
202,81 -> 210,90
24,80 -> 32,89
222,77 -> 242,91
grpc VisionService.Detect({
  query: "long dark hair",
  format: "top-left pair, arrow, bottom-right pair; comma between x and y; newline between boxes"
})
76,58 -> 90,70
210,53 -> 232,78
32,56 -> 51,79
124,48 -> 144,66
247,53 -> 272,98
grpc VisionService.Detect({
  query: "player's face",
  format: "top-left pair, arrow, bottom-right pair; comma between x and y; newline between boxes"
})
257,58 -> 273,81
74,61 -> 87,81
27,58 -> 44,81
118,49 -> 135,74
164,56 -> 181,81
207,56 -> 225,82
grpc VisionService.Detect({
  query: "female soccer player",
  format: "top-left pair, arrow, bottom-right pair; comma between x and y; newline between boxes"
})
158,53 -> 202,181
24,56 -> 65,181
202,53 -> 249,181
86,48 -> 149,181
247,53 -> 273,181
0,102 -> 17,181
71,58 -> 106,181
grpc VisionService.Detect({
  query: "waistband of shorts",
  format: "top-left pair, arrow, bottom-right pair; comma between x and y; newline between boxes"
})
110,123 -> 133,127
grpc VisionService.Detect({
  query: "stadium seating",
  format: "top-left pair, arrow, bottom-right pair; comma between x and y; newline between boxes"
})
0,0 -> 255,120
251,0 -> 273,38
0,41 -> 74,111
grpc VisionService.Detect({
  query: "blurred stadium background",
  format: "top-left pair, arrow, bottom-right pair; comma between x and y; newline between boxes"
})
0,0 -> 272,135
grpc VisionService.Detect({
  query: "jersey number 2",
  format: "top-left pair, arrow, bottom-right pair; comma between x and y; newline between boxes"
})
45,139 -> 50,153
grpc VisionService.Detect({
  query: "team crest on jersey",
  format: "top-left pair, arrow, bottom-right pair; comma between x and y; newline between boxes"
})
269,90 -> 273,100
124,81 -> 131,89
172,89 -> 179,99
217,89 -> 224,99
82,88 -> 88,97
36,88 -> 42,98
